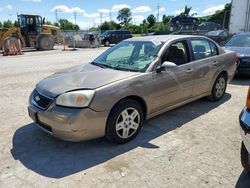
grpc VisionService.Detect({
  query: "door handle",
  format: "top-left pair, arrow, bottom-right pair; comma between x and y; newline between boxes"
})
186,68 -> 193,73
212,61 -> 218,65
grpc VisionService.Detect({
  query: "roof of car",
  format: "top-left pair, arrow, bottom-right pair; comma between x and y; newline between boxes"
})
126,35 -> 208,42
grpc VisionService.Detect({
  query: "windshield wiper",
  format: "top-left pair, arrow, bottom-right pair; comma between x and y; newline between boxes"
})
91,62 -> 114,69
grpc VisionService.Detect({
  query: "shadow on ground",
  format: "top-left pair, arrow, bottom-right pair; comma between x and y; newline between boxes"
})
236,170 -> 250,188
11,94 -> 231,178
230,77 -> 249,86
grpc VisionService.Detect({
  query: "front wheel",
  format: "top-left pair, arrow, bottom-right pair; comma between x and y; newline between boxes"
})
105,99 -> 144,144
241,142 -> 250,172
104,40 -> 110,47
207,74 -> 227,101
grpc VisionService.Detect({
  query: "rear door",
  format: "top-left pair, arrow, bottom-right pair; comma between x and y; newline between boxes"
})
188,39 -> 221,96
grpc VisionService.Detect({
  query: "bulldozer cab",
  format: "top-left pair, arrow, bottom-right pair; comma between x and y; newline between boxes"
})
18,14 -> 42,47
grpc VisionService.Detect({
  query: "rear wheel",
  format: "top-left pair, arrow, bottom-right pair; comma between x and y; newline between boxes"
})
207,73 -> 227,101
241,142 -> 250,172
38,36 -> 55,50
105,99 -> 144,144
104,40 -> 110,47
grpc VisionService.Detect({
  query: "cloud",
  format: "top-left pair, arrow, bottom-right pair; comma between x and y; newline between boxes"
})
51,5 -> 85,13
83,13 -> 99,18
202,4 -> 225,15
6,5 -> 12,10
98,9 -> 110,14
32,0 -> 41,2
111,4 -> 130,12
159,7 -> 166,12
132,15 -> 145,24
132,6 -> 152,13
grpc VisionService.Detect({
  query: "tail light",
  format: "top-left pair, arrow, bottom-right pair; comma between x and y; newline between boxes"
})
247,87 -> 250,110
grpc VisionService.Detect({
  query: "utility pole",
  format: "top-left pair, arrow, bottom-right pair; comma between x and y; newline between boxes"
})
100,12 -> 103,26
55,9 -> 58,23
109,9 -> 112,21
157,3 -> 160,23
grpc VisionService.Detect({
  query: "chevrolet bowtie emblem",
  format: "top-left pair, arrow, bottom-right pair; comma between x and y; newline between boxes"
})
35,96 -> 40,101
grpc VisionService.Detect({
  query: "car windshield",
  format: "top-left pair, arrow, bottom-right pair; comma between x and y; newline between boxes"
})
92,41 -> 163,72
101,31 -> 111,36
225,35 -> 250,47
207,30 -> 221,36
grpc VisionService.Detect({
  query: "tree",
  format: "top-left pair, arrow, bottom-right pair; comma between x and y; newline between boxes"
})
117,8 -> 132,26
3,20 -> 13,28
0,21 -> 2,27
58,19 -> 80,31
180,5 -> 192,16
147,14 -> 156,28
162,15 -> 173,25
14,21 -> 19,27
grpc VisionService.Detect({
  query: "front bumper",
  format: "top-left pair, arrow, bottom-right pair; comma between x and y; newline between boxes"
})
28,103 -> 109,142
240,107 -> 250,152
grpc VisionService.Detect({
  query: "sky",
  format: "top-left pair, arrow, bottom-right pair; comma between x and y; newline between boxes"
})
0,0 -> 231,29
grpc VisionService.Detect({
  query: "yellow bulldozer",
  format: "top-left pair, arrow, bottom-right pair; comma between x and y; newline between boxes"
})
0,14 -> 62,51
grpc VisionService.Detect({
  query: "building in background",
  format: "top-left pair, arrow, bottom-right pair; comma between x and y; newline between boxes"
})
230,0 -> 250,33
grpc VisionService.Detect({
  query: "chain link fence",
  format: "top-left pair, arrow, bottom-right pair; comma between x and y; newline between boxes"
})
61,30 -> 101,48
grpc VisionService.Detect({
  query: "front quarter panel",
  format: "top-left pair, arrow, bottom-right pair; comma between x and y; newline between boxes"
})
90,73 -> 154,114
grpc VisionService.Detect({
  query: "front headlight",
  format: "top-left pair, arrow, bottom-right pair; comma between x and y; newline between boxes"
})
56,90 -> 95,108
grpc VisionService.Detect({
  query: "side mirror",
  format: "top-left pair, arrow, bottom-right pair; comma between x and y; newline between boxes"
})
156,61 -> 178,73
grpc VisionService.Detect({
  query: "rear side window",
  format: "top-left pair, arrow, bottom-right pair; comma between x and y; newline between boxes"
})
190,39 -> 213,60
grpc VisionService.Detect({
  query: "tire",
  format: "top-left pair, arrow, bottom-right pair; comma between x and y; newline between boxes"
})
105,99 -> 144,144
207,73 -> 227,101
38,36 -> 55,50
104,40 -> 110,47
241,142 -> 250,172
2,36 -> 18,52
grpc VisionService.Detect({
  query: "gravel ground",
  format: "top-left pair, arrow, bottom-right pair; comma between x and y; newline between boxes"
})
0,46 -> 249,188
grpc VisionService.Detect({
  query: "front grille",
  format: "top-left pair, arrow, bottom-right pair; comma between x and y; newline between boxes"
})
32,90 -> 53,110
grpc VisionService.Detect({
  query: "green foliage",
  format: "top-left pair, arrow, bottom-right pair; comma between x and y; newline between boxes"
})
0,21 -> 2,28
14,21 -> 19,27
117,8 -> 132,26
207,3 -> 231,29
3,20 -> 14,28
100,21 -> 121,31
54,22 -> 59,27
58,19 -> 80,31
147,14 -> 156,28
162,15 -> 173,25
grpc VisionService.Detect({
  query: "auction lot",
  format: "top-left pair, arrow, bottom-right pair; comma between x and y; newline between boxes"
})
0,47 -> 249,188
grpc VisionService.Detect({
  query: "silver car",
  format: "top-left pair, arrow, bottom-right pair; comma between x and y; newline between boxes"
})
28,35 -> 236,143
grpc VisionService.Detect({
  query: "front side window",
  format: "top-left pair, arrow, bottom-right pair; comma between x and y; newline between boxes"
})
190,39 -> 213,60
163,41 -> 189,66
92,41 -> 163,72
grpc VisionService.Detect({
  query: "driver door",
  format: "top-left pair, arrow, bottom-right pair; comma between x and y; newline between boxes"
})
151,40 -> 194,113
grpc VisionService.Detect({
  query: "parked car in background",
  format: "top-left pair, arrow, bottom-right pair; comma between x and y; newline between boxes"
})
28,35 -> 236,144
170,15 -> 199,26
224,32 -> 250,76
239,87 -> 250,172
197,22 -> 222,31
206,30 -> 231,46
100,30 -> 132,47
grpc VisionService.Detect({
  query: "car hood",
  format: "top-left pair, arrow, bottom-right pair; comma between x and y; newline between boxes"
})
36,63 -> 139,97
224,47 -> 250,57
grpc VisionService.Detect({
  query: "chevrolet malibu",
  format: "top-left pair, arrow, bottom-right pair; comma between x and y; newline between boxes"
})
28,35 -> 236,144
